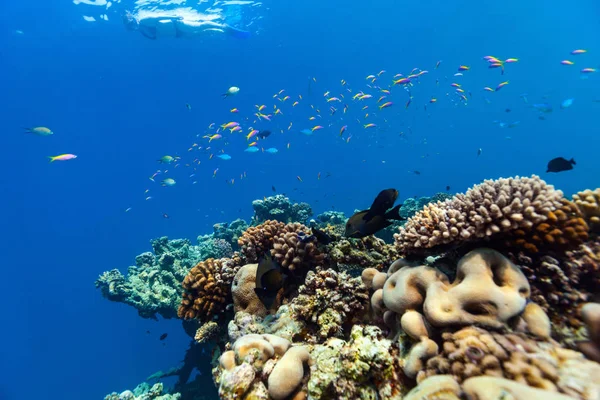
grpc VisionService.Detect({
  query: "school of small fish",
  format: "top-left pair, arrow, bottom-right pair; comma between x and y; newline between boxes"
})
25,50 -> 597,213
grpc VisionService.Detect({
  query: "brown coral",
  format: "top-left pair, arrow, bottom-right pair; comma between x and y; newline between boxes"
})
270,223 -> 325,272
291,268 -> 369,341
417,326 -> 600,398
238,220 -> 286,262
507,198 -> 589,254
328,236 -> 399,274
395,175 -> 565,254
178,258 -> 231,321
573,188 -> 600,232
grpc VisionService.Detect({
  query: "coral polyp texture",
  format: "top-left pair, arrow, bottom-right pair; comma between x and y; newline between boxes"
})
290,268 -> 369,341
394,175 -> 566,254
573,188 -> 600,232
238,220 -> 286,262
270,222 -> 325,271
178,256 -> 244,321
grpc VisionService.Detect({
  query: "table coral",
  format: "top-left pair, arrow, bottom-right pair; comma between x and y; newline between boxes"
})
96,237 -> 202,319
395,175 -> 565,254
251,195 -> 313,225
291,268 -> 369,341
178,257 -> 243,321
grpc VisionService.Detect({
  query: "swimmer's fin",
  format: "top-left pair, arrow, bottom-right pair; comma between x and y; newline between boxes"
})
227,26 -> 251,39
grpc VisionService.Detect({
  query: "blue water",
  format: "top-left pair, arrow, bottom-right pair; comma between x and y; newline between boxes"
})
1,0 -> 599,398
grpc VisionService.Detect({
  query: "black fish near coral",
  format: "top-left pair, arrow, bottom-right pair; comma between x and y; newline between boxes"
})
311,227 -> 334,245
345,189 -> 404,238
254,254 -> 286,308
362,188 -> 398,222
547,157 -> 576,173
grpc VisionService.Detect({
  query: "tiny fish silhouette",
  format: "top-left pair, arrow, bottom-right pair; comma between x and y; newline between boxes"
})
159,333 -> 168,341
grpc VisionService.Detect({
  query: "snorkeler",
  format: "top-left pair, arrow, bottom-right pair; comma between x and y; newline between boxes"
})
122,10 -> 250,40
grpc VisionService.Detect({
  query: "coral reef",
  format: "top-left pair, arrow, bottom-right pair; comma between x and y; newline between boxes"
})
328,235 -> 399,275
238,220 -> 286,263
418,326 -> 600,398
213,219 -> 249,250
178,256 -> 244,321
578,303 -> 600,363
291,268 -> 370,341
196,235 -> 234,260
270,222 -> 326,272
214,334 -> 310,400
307,325 -> 403,399
95,237 -> 204,319
97,176 -> 600,400
573,189 -> 600,232
104,382 -> 180,400
251,195 -> 312,225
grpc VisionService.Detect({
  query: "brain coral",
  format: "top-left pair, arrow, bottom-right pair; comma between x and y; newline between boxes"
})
178,257 -> 243,321
395,175 -> 565,254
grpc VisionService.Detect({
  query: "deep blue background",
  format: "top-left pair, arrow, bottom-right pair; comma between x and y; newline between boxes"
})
1,0 -> 599,398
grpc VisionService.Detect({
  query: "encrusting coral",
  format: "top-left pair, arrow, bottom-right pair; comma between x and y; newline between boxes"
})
328,235 -> 399,275
291,268 -> 370,341
104,382 -> 180,400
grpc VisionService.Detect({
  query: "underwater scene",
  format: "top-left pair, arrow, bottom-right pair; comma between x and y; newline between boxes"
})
3,0 -> 600,399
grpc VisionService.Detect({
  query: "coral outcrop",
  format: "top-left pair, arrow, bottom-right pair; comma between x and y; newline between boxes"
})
214,334 -> 310,400
573,189 -> 600,232
95,237 -> 203,319
196,235 -> 234,260
395,175 -> 566,254
104,382 -> 180,400
418,326 -> 600,398
291,268 -> 370,341
178,256 -> 244,321
251,195 -> 312,225
213,219 -> 249,250
271,222 -> 326,271
328,235 -> 399,275
238,220 -> 286,263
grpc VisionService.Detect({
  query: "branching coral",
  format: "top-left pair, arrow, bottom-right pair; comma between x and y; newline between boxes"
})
270,222 -> 326,271
96,237 -> 202,319
395,175 -> 566,254
238,220 -> 285,262
418,326 -> 600,399
291,268 -> 370,341
178,257 -> 243,321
